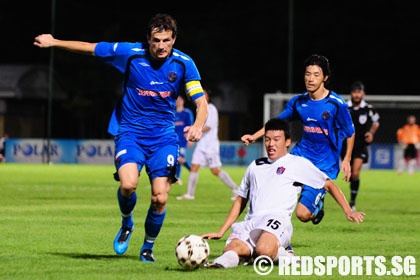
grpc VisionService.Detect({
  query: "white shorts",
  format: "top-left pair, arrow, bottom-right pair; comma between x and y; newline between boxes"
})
191,148 -> 222,168
226,214 -> 293,256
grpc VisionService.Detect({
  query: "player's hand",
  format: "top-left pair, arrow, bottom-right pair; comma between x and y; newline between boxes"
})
341,160 -> 351,182
364,131 -> 374,143
184,125 -> 202,142
346,211 -> 366,224
34,34 -> 55,48
202,232 -> 223,240
241,134 -> 255,146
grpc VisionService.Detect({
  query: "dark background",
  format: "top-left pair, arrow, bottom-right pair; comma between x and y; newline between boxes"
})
1,0 -> 419,140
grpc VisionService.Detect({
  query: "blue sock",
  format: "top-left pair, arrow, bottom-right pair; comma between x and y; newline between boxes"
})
117,189 -> 136,228
141,206 -> 166,251
175,164 -> 181,179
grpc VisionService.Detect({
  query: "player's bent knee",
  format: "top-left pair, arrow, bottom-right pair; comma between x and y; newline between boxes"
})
297,215 -> 311,222
151,194 -> 168,211
296,210 -> 312,222
296,202 -> 313,222
255,246 -> 277,260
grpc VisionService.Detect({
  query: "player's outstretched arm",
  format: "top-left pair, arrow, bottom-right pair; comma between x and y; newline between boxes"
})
34,34 -> 97,56
202,197 -> 245,240
241,127 -> 265,146
324,180 -> 366,224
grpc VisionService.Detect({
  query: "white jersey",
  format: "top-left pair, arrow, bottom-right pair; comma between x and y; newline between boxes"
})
238,153 -> 329,220
195,103 -> 219,153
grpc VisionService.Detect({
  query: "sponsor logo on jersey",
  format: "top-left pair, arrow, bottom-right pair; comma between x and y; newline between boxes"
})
136,88 -> 172,98
276,166 -> 285,175
168,71 -> 177,82
322,111 -> 331,120
303,126 -> 329,135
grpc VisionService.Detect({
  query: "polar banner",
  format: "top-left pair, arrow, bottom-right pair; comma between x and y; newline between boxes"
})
5,138 -> 114,164
5,139 -> 260,165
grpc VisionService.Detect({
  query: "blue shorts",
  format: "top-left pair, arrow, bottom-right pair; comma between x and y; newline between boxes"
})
114,132 -> 179,181
298,186 -> 327,214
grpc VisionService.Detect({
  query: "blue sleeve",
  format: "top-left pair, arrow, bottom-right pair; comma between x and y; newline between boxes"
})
337,100 -> 355,139
172,49 -> 202,83
172,49 -> 203,101
94,42 -> 133,73
277,95 -> 301,121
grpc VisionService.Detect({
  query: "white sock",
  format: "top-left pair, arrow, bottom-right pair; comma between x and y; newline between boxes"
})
275,246 -> 294,266
408,159 -> 416,174
218,170 -> 238,191
398,159 -> 406,173
213,250 -> 240,268
187,172 -> 198,196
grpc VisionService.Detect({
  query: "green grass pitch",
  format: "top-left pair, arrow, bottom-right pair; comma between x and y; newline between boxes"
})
0,164 -> 419,279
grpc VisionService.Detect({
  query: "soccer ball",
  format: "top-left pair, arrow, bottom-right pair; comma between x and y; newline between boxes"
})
175,234 -> 210,270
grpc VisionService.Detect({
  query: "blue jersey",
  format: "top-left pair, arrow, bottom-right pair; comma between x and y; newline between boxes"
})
175,108 -> 194,148
94,42 -> 203,138
278,91 -> 354,179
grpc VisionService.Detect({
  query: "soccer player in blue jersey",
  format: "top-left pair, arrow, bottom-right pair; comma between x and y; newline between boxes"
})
175,94 -> 194,184
241,54 -> 355,225
34,13 -> 208,262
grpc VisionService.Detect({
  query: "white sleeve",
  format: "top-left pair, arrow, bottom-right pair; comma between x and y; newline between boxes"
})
237,163 -> 253,198
288,156 -> 329,189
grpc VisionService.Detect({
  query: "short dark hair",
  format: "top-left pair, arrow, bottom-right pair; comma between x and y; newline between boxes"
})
264,118 -> 291,140
147,13 -> 178,38
304,54 -> 331,78
350,80 -> 365,92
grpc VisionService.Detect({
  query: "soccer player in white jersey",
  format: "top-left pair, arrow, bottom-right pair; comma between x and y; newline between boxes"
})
203,118 -> 365,269
34,13 -> 208,263
177,88 -> 239,200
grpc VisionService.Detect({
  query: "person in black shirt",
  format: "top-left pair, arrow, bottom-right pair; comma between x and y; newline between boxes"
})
341,81 -> 380,210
